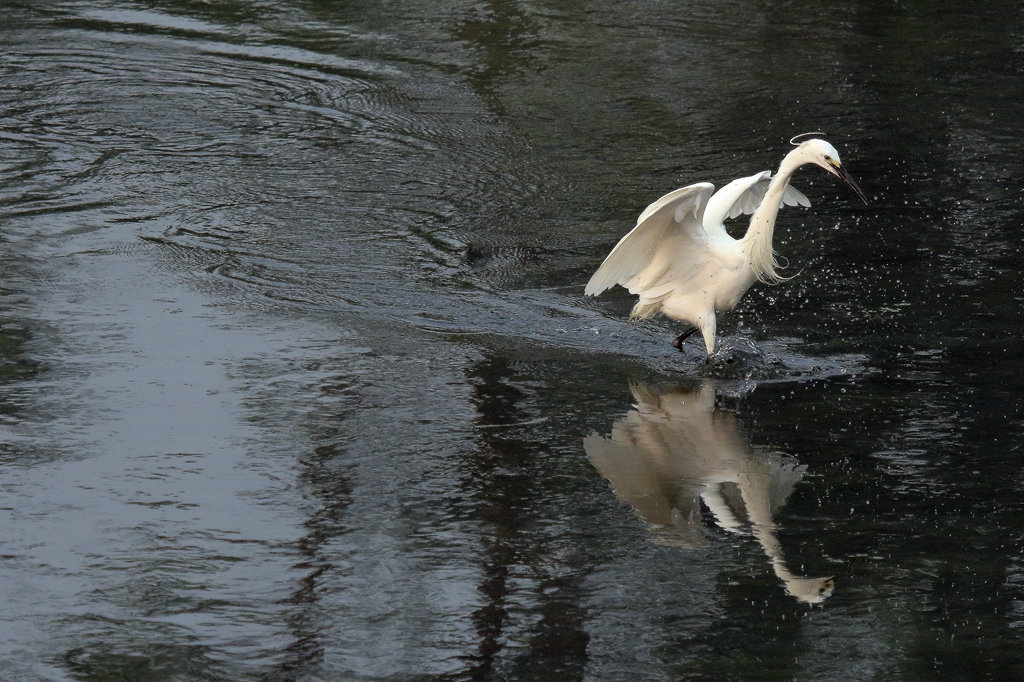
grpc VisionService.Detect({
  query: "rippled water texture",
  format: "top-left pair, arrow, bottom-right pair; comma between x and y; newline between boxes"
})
1,1 -> 1022,680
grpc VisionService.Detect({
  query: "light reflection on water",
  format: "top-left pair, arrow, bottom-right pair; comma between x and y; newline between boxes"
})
0,0 -> 1022,680
585,382 -> 837,604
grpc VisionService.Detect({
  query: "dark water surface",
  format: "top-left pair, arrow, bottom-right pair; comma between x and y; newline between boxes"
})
1,1 -> 1022,679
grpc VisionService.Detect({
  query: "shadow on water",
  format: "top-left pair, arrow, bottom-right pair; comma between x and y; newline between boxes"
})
458,354 -> 590,680
585,381 -> 838,605
274,442 -> 355,682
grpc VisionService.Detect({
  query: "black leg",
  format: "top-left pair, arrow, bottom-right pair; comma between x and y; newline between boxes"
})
671,327 -> 698,351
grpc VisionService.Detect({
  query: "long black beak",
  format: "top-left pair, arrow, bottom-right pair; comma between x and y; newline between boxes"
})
835,163 -> 869,204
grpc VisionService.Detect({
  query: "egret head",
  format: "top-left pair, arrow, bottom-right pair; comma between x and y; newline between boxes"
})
791,135 -> 869,204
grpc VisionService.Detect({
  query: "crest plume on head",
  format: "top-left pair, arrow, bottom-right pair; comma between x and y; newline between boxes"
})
789,131 -> 827,146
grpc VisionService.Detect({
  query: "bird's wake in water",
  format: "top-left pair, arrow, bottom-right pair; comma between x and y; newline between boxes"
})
673,333 -> 866,383
700,336 -> 781,379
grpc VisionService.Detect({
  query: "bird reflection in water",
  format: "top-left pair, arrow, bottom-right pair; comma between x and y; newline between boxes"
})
584,382 -> 835,604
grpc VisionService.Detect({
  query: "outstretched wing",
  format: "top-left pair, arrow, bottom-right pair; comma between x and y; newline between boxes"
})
584,182 -> 715,297
723,172 -> 810,221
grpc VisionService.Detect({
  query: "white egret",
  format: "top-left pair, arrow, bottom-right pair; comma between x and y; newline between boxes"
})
585,136 -> 868,355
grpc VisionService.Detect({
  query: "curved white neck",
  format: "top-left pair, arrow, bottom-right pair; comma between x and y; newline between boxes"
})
741,150 -> 804,283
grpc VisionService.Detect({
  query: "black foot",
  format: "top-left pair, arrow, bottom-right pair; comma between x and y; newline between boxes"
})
671,327 -> 699,351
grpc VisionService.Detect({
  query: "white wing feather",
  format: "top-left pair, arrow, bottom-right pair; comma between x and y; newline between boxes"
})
724,174 -> 810,220
584,183 -> 715,297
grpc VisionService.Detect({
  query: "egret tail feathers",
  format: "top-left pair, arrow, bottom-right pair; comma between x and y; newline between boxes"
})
629,300 -> 662,320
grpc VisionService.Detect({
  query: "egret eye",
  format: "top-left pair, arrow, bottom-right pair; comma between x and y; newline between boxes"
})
824,155 -> 832,161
